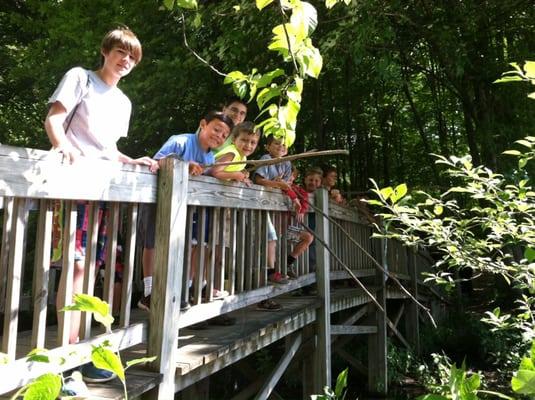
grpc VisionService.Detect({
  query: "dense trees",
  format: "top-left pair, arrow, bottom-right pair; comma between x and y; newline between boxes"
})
1,0 -> 534,193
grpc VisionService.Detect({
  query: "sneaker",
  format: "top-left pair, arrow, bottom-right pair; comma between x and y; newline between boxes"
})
180,300 -> 191,311
137,294 -> 151,311
287,266 -> 298,280
257,299 -> 282,311
80,362 -> 116,383
212,288 -> 229,299
61,371 -> 90,397
268,272 -> 289,285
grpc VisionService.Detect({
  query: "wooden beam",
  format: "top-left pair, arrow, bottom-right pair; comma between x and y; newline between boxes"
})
0,323 -> 146,394
314,188 -> 332,392
31,199 -> 53,349
335,347 -> 367,375
147,159 -> 189,400
331,325 -> 377,335
255,332 -> 302,400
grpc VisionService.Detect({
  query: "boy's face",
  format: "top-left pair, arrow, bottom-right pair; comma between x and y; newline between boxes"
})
266,138 -> 288,158
199,119 -> 231,150
323,171 -> 337,188
304,173 -> 322,193
102,46 -> 136,78
223,102 -> 247,125
233,132 -> 259,157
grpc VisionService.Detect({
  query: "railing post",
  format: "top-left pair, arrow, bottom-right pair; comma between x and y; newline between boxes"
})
405,247 -> 420,354
314,188 -> 331,392
146,158 -> 189,400
368,237 -> 387,394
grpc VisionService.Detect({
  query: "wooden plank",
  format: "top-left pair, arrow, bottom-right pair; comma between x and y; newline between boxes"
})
57,200 -> 76,347
85,368 -> 161,400
31,199 -> 53,349
314,188 -> 332,392
1,198 -> 27,359
0,197 -> 14,314
187,176 -> 289,211
0,145 -> 157,203
147,159 -> 189,400
228,208 -> 237,295
368,238 -> 387,395
80,202 -> 100,340
331,325 -> 377,335
255,332 -> 302,400
404,248 -> 420,354
103,202 -> 120,311
235,210 -> 245,293
120,203 -> 138,327
0,323 -> 146,394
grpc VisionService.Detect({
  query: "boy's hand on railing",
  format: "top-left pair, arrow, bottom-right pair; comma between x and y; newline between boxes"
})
53,144 -> 79,164
188,161 -> 204,176
292,198 -> 301,213
131,157 -> 159,172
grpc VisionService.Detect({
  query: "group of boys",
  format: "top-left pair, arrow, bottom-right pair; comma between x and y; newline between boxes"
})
43,26 -> 330,390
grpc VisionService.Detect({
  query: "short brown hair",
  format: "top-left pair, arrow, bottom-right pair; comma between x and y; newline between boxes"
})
305,167 -> 323,178
101,26 -> 142,64
231,121 -> 260,138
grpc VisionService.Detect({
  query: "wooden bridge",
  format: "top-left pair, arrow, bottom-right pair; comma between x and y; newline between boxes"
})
0,145 -> 438,399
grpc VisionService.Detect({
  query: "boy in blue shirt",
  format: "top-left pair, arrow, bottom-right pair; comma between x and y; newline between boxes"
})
138,111 -> 234,311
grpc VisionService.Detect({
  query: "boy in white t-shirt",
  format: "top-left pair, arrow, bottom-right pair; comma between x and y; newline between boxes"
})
44,26 -> 156,387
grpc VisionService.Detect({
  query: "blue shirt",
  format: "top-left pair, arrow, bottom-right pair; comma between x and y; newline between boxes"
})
254,154 -> 292,182
154,133 -> 215,165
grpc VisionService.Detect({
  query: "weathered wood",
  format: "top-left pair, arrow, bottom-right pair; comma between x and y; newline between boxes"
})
120,204 -> 138,327
80,202 -> 100,340
187,176 -> 290,211
314,188 -> 332,392
0,197 -> 14,314
57,200 -> 76,347
331,325 -> 377,335
147,159 -> 189,400
368,238 -> 388,395
405,248 -> 420,354
85,368 -> 161,400
336,347 -> 367,375
31,199 -> 53,349
0,145 -> 157,203
2,198 -> 27,359
103,202 -> 120,311
0,322 -> 146,394
255,332 -> 302,400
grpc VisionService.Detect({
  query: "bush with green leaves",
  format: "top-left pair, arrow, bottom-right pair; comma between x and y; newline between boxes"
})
1,294 -> 155,400
311,367 -> 348,400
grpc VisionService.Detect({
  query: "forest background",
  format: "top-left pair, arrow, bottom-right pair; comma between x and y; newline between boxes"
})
2,0 -> 534,196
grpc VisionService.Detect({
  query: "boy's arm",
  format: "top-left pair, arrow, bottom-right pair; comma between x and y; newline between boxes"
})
254,174 -> 290,190
209,153 -> 249,182
44,102 -> 79,163
117,152 -> 158,171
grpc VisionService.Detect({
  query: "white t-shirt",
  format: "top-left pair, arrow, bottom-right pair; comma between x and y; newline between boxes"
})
48,67 -> 131,160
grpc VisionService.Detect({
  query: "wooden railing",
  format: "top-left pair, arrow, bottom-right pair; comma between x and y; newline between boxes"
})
0,144 -> 434,398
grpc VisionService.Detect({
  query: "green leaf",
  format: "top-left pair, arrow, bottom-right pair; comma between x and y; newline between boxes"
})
23,373 -> 61,400
433,205 -> 444,216
502,150 -> 521,156
257,87 -> 281,110
379,187 -> 394,201
92,346 -> 125,383
512,370 -> 535,394
256,0 -> 274,10
62,294 -> 114,331
334,368 -> 348,398
525,248 -> 535,262
126,356 -> 157,369
176,0 -> 197,9
525,61 -> 535,79
416,395 -> 449,400
256,69 -> 285,89
493,76 -> 523,83
163,0 -> 175,10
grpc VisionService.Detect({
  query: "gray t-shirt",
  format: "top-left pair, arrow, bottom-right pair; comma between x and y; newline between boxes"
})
48,67 -> 131,160
254,154 -> 292,182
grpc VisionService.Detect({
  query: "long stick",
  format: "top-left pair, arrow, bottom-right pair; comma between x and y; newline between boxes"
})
204,149 -> 349,169
299,193 -> 437,328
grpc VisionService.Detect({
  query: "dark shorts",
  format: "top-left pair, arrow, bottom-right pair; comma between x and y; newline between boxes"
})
138,203 -> 157,249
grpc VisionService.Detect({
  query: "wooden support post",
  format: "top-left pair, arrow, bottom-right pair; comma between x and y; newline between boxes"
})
368,238 -> 387,395
405,248 -> 420,354
255,332 -> 302,400
314,188 -> 331,392
301,325 -> 316,400
146,159 -> 189,400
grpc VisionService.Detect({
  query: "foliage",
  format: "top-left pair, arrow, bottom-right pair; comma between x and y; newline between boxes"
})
511,341 -> 535,396
310,368 -> 348,400
8,295 -> 155,400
